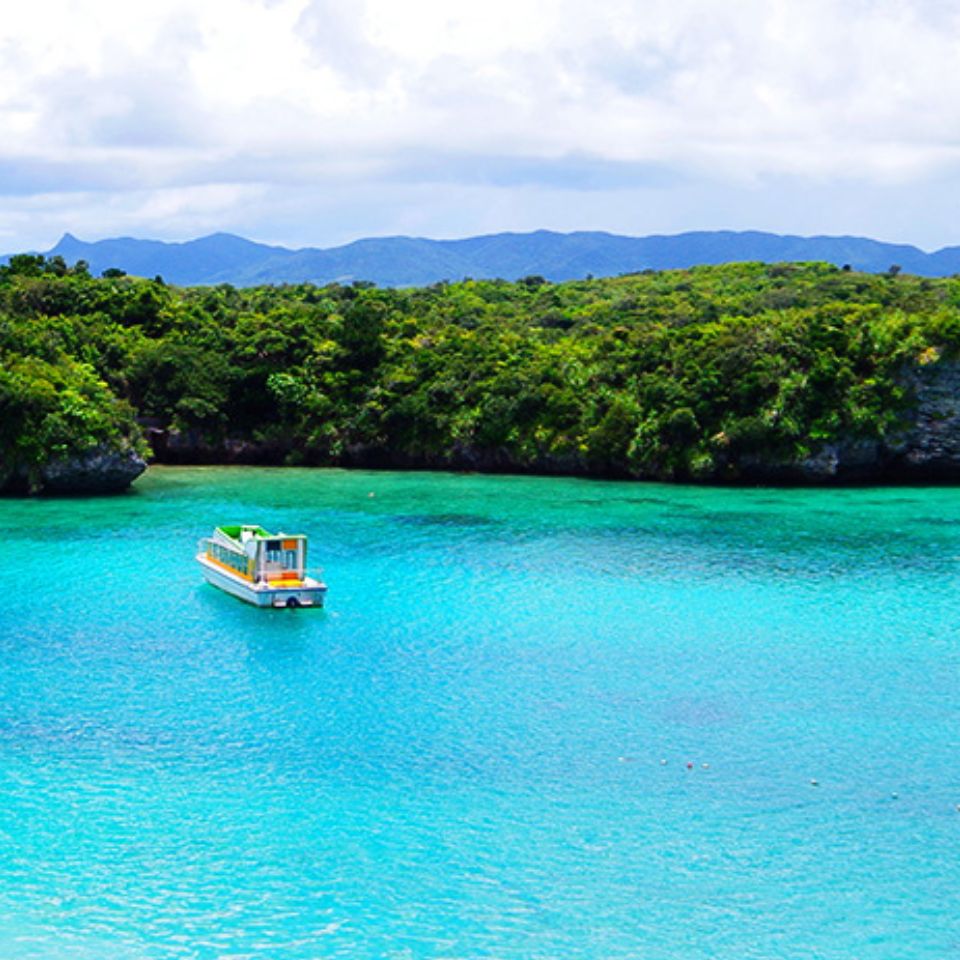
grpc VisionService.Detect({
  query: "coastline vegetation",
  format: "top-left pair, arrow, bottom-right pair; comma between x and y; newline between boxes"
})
2,253 -> 959,487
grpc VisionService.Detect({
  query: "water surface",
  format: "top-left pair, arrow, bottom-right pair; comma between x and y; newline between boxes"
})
2,467 -> 959,958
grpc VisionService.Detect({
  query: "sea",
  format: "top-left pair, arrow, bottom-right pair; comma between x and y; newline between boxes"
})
1,466 -> 959,959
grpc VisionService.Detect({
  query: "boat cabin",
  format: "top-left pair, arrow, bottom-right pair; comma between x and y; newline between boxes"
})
203,524 -> 308,586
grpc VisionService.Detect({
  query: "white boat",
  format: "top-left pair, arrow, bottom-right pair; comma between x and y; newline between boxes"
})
197,525 -> 327,608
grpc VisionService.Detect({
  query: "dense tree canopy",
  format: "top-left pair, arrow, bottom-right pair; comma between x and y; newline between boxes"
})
2,255 -> 958,484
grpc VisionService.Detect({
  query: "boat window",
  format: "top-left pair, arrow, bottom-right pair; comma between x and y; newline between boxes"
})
264,540 -> 291,566
209,541 -> 248,575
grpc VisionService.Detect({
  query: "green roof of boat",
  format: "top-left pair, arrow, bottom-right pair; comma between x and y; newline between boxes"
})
217,525 -> 274,541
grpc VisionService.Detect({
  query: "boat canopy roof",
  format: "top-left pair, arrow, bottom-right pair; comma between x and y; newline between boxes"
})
218,524 -> 272,541
215,525 -> 307,546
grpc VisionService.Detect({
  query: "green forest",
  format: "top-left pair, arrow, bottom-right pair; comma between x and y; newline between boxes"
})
3,253 -> 960,492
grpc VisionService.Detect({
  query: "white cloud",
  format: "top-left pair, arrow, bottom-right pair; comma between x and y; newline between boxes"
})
1,0 -> 958,249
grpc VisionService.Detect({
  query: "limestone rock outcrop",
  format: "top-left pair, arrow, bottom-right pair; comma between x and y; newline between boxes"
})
1,444 -> 147,495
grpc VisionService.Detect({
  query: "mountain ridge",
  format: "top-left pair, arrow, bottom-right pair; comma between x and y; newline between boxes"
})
4,228 -> 959,286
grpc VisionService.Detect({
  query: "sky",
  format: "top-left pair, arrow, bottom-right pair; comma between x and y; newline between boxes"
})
1,0 -> 959,252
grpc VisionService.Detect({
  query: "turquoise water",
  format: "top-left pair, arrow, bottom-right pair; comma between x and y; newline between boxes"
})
2,466 -> 960,958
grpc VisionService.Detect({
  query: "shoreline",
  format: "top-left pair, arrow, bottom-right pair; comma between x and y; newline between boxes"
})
126,457 -> 960,494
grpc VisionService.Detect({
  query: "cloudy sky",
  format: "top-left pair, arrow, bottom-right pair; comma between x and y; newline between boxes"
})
1,0 -> 958,251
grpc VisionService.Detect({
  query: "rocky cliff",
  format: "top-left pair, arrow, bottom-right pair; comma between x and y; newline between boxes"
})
888,357 -> 960,479
1,444 -> 147,496
702,356 -> 960,483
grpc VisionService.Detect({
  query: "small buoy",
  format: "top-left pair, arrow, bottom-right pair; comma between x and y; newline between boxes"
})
701,763 -> 710,770
686,762 -> 694,770
810,779 -> 819,787
660,759 -> 668,766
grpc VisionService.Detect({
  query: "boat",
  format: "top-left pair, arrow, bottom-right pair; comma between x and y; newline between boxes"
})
197,525 -> 327,608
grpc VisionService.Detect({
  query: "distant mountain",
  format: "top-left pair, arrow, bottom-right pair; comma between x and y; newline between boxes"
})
5,229 -> 960,286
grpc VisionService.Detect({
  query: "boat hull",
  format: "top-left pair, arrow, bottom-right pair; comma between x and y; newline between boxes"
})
197,555 -> 327,608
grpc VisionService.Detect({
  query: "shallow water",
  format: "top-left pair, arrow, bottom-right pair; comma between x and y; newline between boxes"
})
2,466 -> 960,958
